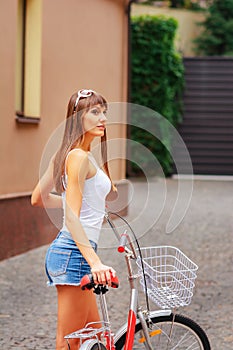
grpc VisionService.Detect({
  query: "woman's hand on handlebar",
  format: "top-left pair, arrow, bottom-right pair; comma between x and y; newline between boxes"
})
91,262 -> 116,286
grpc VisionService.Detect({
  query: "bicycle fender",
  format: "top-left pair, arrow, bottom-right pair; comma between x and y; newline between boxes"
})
114,309 -> 172,344
79,339 -> 106,350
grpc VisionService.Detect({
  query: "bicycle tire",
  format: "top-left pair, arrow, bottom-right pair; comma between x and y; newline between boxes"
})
115,313 -> 211,350
79,339 -> 108,350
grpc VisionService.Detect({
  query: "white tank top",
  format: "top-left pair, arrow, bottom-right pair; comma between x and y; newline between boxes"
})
61,150 -> 111,243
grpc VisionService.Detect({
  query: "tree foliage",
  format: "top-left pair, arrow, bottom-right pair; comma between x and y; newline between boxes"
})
194,0 -> 233,56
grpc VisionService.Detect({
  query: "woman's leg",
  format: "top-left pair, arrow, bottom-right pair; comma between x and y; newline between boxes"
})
56,285 -> 100,350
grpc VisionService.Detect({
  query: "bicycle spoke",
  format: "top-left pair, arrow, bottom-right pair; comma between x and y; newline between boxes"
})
117,316 -> 208,350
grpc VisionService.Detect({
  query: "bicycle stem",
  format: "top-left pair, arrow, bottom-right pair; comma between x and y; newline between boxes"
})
125,253 -> 135,290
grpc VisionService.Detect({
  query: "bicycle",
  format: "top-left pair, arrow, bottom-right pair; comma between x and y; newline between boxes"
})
64,211 -> 211,350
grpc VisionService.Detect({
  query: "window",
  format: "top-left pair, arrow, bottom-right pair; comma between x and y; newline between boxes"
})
15,0 -> 42,123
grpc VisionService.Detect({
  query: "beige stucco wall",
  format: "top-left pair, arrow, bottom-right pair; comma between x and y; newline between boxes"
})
0,0 -> 129,196
132,4 -> 205,57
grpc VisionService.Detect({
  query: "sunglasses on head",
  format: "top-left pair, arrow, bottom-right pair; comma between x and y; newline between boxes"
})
74,89 -> 95,110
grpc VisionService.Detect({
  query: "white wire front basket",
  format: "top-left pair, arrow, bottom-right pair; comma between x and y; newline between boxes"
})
136,246 -> 198,309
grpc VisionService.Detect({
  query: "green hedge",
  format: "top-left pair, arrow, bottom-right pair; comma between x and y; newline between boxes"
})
130,15 -> 184,176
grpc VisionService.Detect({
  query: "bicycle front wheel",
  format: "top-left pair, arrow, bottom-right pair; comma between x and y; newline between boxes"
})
115,313 -> 211,350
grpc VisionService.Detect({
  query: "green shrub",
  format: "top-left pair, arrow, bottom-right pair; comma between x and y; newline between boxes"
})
130,15 -> 184,176
194,0 -> 233,56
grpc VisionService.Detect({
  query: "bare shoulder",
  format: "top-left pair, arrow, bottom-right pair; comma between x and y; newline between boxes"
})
66,149 -> 89,178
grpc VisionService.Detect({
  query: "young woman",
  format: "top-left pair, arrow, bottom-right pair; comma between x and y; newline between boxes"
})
31,89 -> 116,350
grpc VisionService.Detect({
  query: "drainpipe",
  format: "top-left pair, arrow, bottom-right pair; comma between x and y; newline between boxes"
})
126,0 -> 147,176
126,0 -> 149,101
127,0 -> 148,101
126,0 -> 135,103
126,1 -> 135,176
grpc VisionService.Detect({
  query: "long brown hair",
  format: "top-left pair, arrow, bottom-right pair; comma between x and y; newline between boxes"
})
53,90 -> 114,194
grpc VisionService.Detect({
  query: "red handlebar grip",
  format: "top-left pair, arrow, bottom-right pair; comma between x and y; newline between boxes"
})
81,274 -> 94,290
81,274 -> 119,290
111,275 -> 119,288
118,233 -> 128,253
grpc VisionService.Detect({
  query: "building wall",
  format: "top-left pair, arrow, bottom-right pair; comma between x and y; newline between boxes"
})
0,0 -> 129,260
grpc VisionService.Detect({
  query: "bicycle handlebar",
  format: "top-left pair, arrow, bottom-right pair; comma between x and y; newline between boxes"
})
81,273 -> 119,290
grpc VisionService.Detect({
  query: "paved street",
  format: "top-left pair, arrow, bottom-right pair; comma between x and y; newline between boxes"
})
0,179 -> 233,349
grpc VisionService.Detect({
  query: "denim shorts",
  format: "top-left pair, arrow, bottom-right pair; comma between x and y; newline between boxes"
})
45,231 -> 97,286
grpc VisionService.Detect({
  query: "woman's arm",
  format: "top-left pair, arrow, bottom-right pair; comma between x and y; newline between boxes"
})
31,155 -> 62,208
65,150 -> 115,285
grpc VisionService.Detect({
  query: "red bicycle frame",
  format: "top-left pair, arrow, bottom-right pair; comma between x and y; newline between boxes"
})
124,290 -> 138,350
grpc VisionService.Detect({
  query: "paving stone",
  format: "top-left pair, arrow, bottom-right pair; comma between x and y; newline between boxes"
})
0,179 -> 232,349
